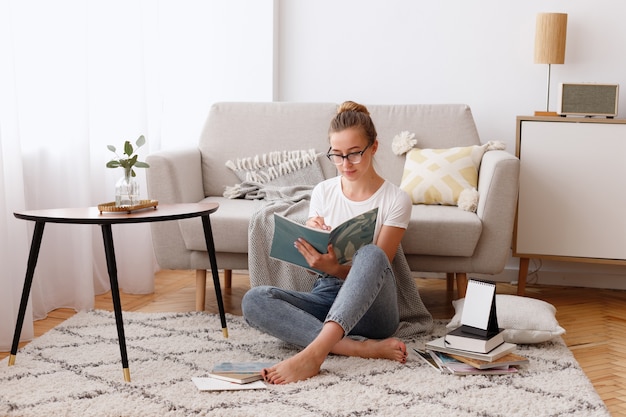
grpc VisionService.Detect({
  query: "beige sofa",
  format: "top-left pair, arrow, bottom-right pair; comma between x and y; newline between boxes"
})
146,102 -> 520,310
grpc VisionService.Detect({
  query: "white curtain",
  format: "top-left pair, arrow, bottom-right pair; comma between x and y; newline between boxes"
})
0,0 -> 274,351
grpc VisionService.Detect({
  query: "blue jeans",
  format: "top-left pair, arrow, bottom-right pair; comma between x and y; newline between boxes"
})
242,244 -> 400,347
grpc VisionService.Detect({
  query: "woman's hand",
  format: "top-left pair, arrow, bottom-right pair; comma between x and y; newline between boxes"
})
306,214 -> 331,231
295,239 -> 347,278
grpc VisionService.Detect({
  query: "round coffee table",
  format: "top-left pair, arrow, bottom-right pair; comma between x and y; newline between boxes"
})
9,202 -> 226,382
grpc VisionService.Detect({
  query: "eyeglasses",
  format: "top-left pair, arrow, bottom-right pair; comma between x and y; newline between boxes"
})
326,143 -> 371,165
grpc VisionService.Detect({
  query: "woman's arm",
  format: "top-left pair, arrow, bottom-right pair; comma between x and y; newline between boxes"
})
375,224 -> 406,263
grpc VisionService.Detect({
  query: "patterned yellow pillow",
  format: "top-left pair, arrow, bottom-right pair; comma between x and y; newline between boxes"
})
400,145 -> 487,207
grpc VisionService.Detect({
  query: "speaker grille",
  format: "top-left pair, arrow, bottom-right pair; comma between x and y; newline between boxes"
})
559,84 -> 618,116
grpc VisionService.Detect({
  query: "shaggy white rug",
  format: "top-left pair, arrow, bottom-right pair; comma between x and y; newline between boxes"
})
0,310 -> 609,417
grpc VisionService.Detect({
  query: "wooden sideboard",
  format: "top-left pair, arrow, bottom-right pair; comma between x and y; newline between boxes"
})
513,116 -> 626,294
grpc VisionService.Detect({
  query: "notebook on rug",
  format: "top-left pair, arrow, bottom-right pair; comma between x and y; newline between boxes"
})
208,362 -> 275,384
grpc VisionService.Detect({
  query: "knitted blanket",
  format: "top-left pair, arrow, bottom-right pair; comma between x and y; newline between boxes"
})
247,185 -> 434,338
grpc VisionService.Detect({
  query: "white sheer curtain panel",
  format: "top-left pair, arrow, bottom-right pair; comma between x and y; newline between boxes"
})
0,0 -> 274,351
0,11 -> 33,349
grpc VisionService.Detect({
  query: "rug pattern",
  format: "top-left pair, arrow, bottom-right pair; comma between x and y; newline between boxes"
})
0,310 -> 610,417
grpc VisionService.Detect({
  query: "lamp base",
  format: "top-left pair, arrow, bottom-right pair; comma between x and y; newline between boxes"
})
534,111 -> 558,116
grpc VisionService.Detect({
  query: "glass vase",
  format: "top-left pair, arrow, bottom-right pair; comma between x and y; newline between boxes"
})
115,168 -> 140,207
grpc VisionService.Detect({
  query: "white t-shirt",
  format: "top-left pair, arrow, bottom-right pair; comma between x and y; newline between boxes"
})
308,176 -> 412,244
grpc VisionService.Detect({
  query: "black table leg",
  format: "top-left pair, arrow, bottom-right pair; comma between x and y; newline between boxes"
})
100,224 -> 131,382
201,215 -> 228,338
9,221 -> 46,366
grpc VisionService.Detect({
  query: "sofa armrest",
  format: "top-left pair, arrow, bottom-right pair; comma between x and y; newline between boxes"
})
473,150 -> 520,272
146,148 -> 205,204
476,150 -> 519,218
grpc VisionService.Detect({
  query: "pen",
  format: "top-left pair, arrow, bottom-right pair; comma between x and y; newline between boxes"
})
315,211 -> 330,231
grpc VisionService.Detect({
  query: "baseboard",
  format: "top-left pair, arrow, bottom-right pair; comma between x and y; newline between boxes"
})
415,260 -> 626,291
465,262 -> 626,291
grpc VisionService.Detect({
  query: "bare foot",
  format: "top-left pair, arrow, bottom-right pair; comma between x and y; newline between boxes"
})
262,350 -> 325,385
352,338 -> 407,363
262,338 -> 407,385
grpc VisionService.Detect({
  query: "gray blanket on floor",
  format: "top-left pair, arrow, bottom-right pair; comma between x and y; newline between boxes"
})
247,184 -> 433,338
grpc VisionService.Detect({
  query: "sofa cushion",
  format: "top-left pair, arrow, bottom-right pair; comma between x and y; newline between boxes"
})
400,145 -> 486,207
199,102 -> 338,197
198,103 -> 482,197
367,104 -> 482,185
401,204 -> 481,256
180,198 -> 482,258
179,197 -> 263,253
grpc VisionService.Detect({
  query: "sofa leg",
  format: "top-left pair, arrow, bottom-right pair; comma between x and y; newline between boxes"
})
195,269 -> 207,311
446,273 -> 455,293
224,269 -> 232,289
517,257 -> 529,296
456,273 -> 468,298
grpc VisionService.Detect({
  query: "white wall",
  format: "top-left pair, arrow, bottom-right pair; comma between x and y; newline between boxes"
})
275,0 -> 626,289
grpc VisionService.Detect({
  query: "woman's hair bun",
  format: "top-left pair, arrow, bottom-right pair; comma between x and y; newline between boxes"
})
337,101 -> 370,116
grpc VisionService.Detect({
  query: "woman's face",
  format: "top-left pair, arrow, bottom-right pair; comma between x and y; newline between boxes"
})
328,127 -> 376,182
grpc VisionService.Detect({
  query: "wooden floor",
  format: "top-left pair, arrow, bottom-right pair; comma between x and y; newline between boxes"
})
2,270 -> 625,416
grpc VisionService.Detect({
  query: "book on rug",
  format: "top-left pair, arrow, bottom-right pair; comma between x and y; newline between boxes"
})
192,377 -> 267,391
425,336 -> 517,362
427,350 -> 519,376
444,326 -> 505,354
208,362 -> 274,384
413,348 -> 442,373
270,207 -> 378,274
445,352 -> 529,370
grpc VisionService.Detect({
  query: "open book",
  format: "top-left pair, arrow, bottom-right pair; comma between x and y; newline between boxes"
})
270,207 -> 378,274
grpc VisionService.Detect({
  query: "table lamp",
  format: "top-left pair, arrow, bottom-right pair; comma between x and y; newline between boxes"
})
534,12 -> 567,116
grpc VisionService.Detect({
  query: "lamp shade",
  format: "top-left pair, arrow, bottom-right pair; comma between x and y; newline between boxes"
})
534,13 -> 567,64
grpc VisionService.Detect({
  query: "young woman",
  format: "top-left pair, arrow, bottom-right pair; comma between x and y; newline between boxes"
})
242,101 -> 414,384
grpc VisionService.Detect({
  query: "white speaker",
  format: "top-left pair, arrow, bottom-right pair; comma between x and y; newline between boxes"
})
558,83 -> 619,117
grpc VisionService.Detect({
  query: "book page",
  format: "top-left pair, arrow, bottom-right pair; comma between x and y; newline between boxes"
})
328,207 -> 378,264
270,214 -> 331,273
460,280 -> 495,330
192,377 -> 267,391
269,207 -> 378,273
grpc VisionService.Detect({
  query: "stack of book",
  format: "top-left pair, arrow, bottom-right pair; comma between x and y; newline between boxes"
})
414,346 -> 528,375
416,279 -> 530,375
415,331 -> 528,375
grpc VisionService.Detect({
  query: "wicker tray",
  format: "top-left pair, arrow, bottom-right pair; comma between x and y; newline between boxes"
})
98,199 -> 159,214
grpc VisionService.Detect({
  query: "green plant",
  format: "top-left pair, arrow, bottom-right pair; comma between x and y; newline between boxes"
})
106,135 -> 150,177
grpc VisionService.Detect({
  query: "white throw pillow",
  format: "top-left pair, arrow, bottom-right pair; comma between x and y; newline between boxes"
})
223,149 -> 325,198
446,294 -> 566,344
225,148 -> 324,185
